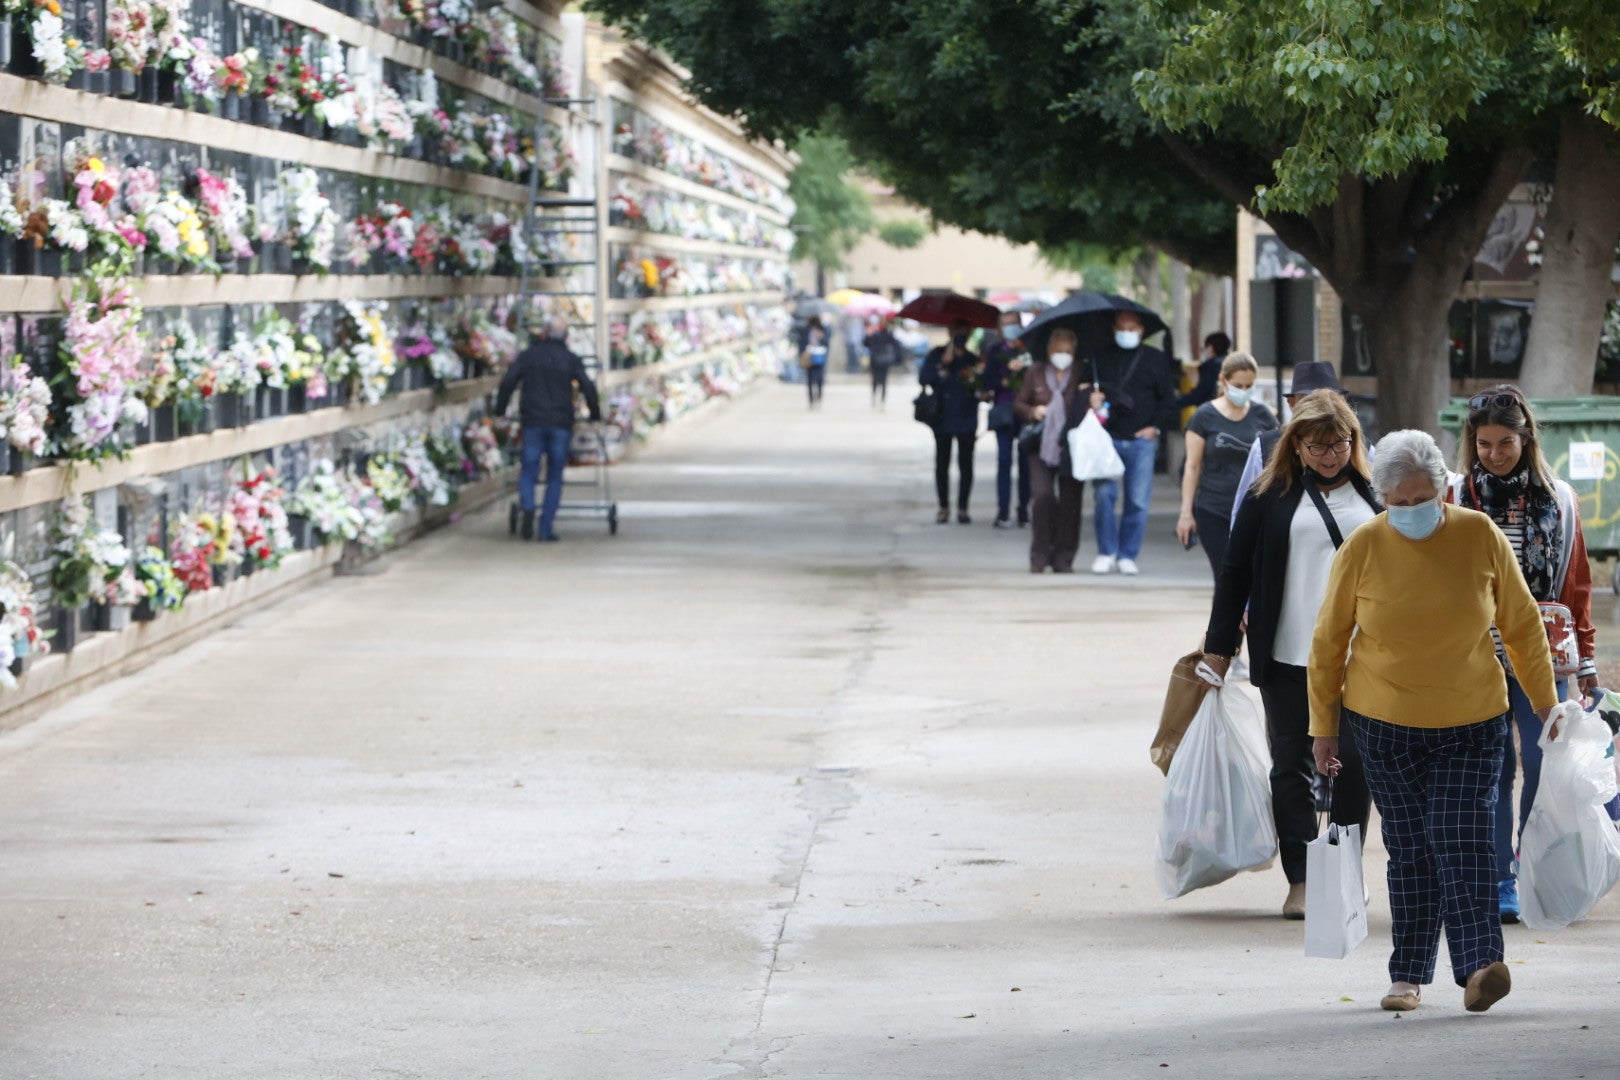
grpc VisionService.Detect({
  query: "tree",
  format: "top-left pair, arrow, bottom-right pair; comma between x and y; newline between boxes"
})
877,218 -> 928,250
584,0 -> 1237,275
787,132 -> 875,287
1129,0 -> 1558,429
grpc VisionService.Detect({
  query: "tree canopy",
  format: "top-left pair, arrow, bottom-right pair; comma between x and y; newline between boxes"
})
786,132 -> 875,272
585,0 -> 1237,273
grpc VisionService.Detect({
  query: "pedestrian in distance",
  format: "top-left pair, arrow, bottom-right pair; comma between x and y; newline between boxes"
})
1090,310 -> 1178,576
1310,429 -> 1558,1015
919,318 -> 981,524
1447,385 -> 1598,924
863,316 -> 903,408
797,317 -> 830,408
495,313 -> 602,542
1177,331 -> 1229,413
1200,390 -> 1379,918
844,314 -> 867,374
1014,327 -> 1098,573
982,312 -> 1033,529
1176,352 -> 1278,579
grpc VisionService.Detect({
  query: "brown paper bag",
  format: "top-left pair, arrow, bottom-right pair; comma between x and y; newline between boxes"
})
1151,649 -> 1213,775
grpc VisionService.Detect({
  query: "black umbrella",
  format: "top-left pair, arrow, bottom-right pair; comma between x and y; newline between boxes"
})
1020,290 -> 1168,360
792,297 -> 842,320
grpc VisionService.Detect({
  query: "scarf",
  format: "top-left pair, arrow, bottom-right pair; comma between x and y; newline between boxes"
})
1040,365 -> 1069,467
1464,461 -> 1561,601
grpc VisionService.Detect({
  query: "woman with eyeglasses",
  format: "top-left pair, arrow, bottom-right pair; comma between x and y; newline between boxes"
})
1176,352 -> 1278,579
1200,391 -> 1381,919
1449,385 -> 1597,925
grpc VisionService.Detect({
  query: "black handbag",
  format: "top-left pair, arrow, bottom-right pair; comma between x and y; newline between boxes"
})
987,401 -> 1015,432
913,389 -> 942,427
1017,420 -> 1044,454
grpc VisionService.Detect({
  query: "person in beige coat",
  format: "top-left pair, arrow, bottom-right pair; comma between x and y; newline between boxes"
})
1014,327 -> 1101,573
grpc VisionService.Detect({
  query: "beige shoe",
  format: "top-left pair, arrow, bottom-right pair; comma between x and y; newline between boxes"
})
1381,987 -> 1421,1012
1282,882 -> 1306,920
1464,961 -> 1511,1013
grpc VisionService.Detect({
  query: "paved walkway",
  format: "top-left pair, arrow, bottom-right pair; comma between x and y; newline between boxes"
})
1,379 -> 1617,1079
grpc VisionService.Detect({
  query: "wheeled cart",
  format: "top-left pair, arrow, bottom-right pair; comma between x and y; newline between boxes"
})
508,425 -> 619,538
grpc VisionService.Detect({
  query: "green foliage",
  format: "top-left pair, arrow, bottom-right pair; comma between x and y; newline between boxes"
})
1130,0 -> 1566,213
584,0 -> 1236,273
1546,0 -> 1620,126
877,217 -> 929,249
787,132 -> 875,271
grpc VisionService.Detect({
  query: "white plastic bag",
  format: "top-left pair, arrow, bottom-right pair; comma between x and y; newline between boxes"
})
1067,410 -> 1125,482
1519,700 -> 1620,930
1303,823 -> 1367,959
1155,668 -> 1277,899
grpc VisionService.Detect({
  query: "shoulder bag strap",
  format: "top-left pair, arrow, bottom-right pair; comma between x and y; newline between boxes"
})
1303,481 -> 1346,549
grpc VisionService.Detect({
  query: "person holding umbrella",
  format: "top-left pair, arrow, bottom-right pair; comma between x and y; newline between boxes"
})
920,318 -> 983,524
1090,310 -> 1178,575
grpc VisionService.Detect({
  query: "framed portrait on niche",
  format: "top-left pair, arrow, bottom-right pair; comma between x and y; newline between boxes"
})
1475,301 -> 1533,378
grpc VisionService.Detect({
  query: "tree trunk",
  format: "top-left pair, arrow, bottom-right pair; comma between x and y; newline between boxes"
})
1519,106 -> 1620,399
1196,276 -> 1225,344
1169,259 -> 1191,360
1360,272 -> 1457,438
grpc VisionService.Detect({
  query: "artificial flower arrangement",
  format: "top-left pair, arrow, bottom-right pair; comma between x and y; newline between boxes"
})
50,496 -> 132,612
190,167 -> 254,262
462,416 -> 505,476
133,545 -> 185,611
364,454 -> 412,513
278,168 -> 338,272
0,354 -> 52,456
425,427 -> 476,486
16,0 -> 94,85
330,301 -> 399,405
285,459 -> 365,544
53,276 -> 146,461
70,154 -> 145,269
397,440 -> 452,507
105,0 -> 154,75
228,469 -> 294,570
167,513 -> 217,593
0,550 -> 49,684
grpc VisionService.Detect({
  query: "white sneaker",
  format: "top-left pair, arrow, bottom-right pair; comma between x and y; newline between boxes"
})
1117,558 -> 1139,576
1090,555 -> 1116,575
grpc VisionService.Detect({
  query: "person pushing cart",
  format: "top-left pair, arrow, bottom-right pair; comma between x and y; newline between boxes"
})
495,313 -> 602,542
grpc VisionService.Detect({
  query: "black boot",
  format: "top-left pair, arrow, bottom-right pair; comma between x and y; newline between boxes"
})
520,510 -> 535,540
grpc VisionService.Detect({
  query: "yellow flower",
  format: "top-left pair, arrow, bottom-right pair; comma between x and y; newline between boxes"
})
87,158 -> 105,174
641,259 -> 658,288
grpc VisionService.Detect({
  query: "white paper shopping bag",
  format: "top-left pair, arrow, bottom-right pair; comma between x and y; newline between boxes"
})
1303,823 -> 1368,959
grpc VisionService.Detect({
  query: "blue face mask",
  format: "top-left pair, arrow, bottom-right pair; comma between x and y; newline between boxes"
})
1225,386 -> 1251,407
1115,330 -> 1142,350
1387,498 -> 1442,540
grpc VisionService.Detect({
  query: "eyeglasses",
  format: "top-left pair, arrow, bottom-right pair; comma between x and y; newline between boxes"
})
1302,439 -> 1352,458
1468,392 -> 1522,415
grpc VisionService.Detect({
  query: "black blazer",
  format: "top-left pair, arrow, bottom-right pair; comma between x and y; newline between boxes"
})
1204,471 -> 1381,688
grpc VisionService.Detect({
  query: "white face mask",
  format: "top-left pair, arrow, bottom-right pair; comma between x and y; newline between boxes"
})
1115,330 -> 1142,350
1049,352 -> 1074,371
1225,386 -> 1251,407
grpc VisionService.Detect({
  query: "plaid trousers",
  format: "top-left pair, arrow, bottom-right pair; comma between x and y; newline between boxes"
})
1345,708 -> 1507,986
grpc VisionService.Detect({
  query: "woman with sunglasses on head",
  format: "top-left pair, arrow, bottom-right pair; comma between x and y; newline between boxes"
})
1449,385 -> 1597,925
1199,391 -> 1382,919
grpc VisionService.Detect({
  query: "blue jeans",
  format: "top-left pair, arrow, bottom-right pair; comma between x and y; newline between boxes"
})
1092,436 -> 1157,559
1496,672 -> 1566,878
521,426 -> 572,534
994,428 -> 1031,519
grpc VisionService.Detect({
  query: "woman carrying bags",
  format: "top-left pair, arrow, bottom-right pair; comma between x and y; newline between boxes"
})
1449,385 -> 1598,924
1199,390 -> 1381,919
1176,352 -> 1278,580
1013,327 -> 1098,573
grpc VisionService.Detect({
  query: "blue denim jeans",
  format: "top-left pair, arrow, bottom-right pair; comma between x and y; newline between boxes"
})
1092,436 -> 1157,559
521,425 -> 573,533
994,428 -> 1031,519
1497,672 -> 1566,878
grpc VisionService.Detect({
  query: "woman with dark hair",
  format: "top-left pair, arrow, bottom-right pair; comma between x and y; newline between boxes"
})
919,319 -> 981,524
1201,390 -> 1380,918
1449,384 -> 1597,924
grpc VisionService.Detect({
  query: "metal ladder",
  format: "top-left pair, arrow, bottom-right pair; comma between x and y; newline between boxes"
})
517,94 -> 603,382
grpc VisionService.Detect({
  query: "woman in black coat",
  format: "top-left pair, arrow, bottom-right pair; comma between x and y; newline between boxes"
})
919,318 -> 982,524
1199,390 -> 1381,919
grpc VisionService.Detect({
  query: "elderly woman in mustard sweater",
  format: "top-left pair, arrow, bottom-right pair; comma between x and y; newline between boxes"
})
1309,430 -> 1557,1016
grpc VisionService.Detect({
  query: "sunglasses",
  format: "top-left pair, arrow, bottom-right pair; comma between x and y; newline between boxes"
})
1468,392 -> 1522,415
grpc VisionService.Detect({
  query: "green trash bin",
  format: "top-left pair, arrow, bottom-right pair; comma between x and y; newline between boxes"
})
1440,395 -> 1620,570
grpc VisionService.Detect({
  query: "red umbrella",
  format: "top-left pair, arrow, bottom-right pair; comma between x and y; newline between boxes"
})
896,292 -> 1001,329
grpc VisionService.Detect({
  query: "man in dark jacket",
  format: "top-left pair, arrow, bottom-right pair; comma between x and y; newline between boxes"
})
1090,310 -> 1178,575
495,314 -> 602,541
1177,331 -> 1230,411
